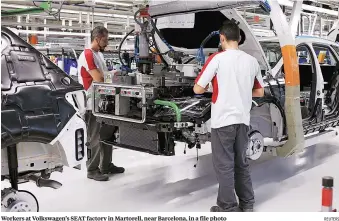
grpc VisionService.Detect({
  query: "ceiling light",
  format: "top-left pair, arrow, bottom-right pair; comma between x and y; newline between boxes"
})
1,3 -> 131,18
15,29 -> 134,38
95,0 -> 133,7
277,0 -> 339,17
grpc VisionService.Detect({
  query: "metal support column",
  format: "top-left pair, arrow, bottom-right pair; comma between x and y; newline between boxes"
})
85,12 -> 91,48
310,14 -> 318,36
289,0 -> 303,36
320,18 -> 323,38
269,0 -> 305,157
327,8 -> 339,41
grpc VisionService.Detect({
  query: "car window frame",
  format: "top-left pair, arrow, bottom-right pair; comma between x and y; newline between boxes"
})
330,44 -> 339,60
259,41 -> 282,70
296,43 -> 317,74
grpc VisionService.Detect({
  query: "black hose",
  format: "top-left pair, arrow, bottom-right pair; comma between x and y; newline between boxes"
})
151,21 -> 169,67
134,9 -> 171,67
200,31 -> 219,49
118,28 -> 135,67
149,18 -> 174,52
184,57 -> 196,64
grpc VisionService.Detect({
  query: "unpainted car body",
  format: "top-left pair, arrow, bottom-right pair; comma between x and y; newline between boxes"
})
248,37 -> 339,158
1,27 -> 87,212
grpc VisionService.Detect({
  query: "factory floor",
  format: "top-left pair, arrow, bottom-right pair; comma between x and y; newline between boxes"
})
14,130 -> 339,212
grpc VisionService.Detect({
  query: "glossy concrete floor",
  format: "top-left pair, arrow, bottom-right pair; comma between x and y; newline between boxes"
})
7,130 -> 339,212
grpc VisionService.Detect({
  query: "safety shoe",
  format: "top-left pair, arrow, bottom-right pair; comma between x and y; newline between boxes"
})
101,164 -> 125,175
87,170 -> 109,181
210,206 -> 241,212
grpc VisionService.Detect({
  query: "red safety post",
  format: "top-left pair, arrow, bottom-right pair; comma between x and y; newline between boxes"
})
321,176 -> 336,212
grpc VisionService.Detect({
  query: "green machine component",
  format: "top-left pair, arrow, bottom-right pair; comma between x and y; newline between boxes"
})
1,2 -> 51,17
154,99 -> 182,122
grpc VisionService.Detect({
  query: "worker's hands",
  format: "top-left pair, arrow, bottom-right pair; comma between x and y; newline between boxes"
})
252,88 -> 265,97
112,70 -> 121,76
88,69 -> 104,82
193,83 -> 211,94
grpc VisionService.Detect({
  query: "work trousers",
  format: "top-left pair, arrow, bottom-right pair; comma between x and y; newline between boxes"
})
85,111 -> 114,172
211,124 -> 255,211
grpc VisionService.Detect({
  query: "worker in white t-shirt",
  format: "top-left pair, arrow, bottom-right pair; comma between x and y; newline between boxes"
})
78,26 -> 125,181
193,21 -> 265,212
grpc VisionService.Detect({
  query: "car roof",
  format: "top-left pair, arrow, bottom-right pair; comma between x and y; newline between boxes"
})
259,36 -> 339,46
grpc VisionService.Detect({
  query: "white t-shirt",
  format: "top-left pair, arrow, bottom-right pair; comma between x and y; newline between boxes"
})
77,49 -> 107,110
195,49 -> 264,129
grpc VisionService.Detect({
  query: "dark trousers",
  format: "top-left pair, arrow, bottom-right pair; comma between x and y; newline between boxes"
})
85,111 -> 114,172
211,124 -> 255,211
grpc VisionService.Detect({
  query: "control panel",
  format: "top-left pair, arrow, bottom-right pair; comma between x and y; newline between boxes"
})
120,88 -> 142,98
92,82 -> 152,123
96,86 -> 117,95
94,84 -> 156,99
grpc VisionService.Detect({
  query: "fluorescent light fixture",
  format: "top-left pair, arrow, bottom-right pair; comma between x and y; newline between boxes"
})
277,0 -> 339,17
1,4 -> 29,9
95,0 -> 133,7
15,29 -> 134,38
1,3 -> 131,18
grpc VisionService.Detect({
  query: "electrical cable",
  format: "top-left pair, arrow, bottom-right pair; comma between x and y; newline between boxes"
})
32,0 -> 64,20
197,31 -> 219,65
134,9 -> 171,67
117,28 -> 135,70
32,1 -> 39,8
184,57 -> 196,64
149,18 -> 174,52
151,19 -> 169,67
48,1 -> 65,17
134,8 -> 174,52
151,32 -> 169,67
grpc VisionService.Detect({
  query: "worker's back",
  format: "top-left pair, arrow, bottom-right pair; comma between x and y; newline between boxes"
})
210,49 -> 263,129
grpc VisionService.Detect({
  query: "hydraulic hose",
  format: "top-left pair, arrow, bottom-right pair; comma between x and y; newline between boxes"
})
117,28 -> 135,70
149,19 -> 174,52
154,100 -> 181,122
201,31 -> 219,48
152,19 -> 169,67
197,31 -> 219,65
134,8 -> 172,66
134,8 -> 174,52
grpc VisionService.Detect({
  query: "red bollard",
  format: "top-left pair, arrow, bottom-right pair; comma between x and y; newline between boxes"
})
321,176 -> 335,212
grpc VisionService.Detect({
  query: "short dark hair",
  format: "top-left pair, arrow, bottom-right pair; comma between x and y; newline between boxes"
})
219,20 -> 240,42
91,26 -> 108,42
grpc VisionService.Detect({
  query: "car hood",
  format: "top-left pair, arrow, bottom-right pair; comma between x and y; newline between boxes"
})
148,0 -> 271,72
